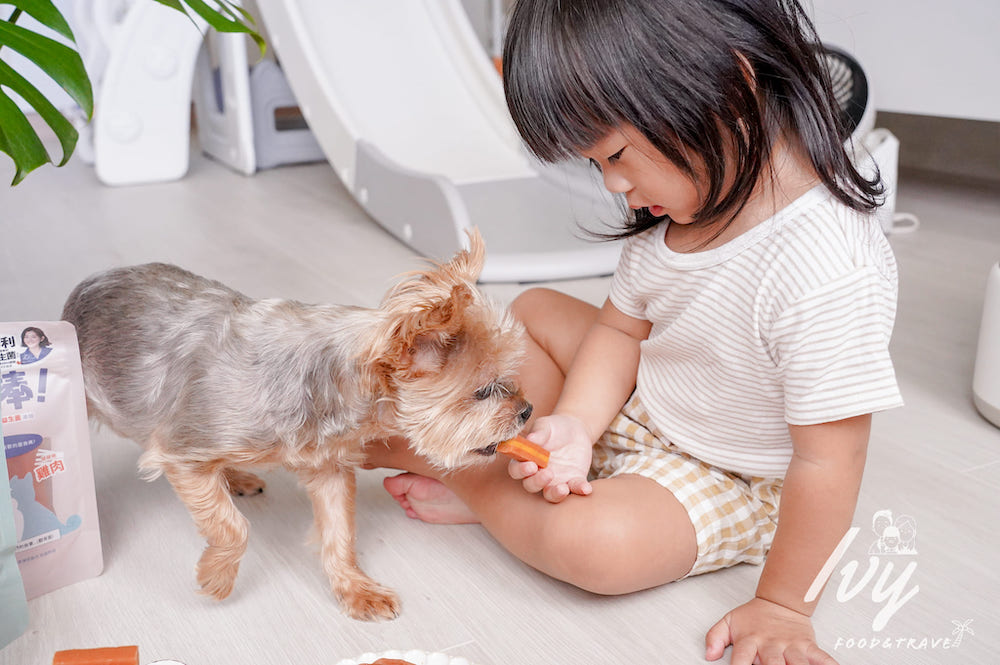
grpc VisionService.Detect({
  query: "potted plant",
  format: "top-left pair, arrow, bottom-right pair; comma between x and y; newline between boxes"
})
0,0 -> 263,185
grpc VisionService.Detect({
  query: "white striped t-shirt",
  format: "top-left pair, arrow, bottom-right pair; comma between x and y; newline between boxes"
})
609,185 -> 903,478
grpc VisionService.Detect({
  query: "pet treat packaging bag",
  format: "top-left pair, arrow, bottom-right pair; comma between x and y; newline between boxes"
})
0,416 -> 30,648
1,321 -> 103,599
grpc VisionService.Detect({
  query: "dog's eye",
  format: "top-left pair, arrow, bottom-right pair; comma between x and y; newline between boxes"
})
474,382 -> 513,401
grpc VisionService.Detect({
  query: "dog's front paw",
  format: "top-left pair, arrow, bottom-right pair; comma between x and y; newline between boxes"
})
338,578 -> 401,621
196,546 -> 241,600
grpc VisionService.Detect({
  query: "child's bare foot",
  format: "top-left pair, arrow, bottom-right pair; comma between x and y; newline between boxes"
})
382,473 -> 479,524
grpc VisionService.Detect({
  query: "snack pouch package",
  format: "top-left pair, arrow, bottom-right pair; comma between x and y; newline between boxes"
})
1,322 -> 103,598
0,417 -> 30,648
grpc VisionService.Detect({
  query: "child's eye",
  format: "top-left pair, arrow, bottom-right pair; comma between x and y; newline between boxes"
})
588,147 -> 624,171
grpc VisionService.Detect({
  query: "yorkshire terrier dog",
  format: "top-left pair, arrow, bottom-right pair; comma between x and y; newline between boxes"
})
61,230 -> 531,620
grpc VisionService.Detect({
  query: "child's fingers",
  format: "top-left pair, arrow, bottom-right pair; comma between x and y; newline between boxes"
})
807,645 -> 839,665
567,477 -> 593,496
520,467 -> 554,494
704,618 -> 732,661
541,482 -> 570,503
507,458 -> 538,480
756,644 -> 786,665
783,646 -> 813,665
728,641 -> 759,665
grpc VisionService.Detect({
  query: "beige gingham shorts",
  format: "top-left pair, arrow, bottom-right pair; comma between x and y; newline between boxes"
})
591,394 -> 783,578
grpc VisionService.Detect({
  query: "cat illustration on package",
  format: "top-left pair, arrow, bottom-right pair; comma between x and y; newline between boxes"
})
10,474 -> 81,540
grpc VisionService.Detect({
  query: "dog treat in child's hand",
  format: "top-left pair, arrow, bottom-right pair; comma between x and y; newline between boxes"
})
497,435 -> 549,468
52,646 -> 139,665
361,660 -> 416,665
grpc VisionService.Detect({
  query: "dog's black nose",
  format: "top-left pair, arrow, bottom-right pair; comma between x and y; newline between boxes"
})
518,402 -> 533,424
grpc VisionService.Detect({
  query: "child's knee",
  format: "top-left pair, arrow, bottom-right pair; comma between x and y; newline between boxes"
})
510,287 -> 562,325
537,513 -> 661,595
553,537 -> 648,596
533,483 -> 697,594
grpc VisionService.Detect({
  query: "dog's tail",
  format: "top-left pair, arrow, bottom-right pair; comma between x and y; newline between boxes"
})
136,446 -> 168,482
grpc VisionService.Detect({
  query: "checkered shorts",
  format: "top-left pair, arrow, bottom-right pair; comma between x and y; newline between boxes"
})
591,394 -> 782,577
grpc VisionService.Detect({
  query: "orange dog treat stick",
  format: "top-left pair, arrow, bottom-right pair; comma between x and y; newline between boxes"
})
52,646 -> 139,665
497,435 -> 550,468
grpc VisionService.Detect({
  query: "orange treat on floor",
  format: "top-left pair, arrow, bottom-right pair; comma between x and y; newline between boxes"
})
497,435 -> 550,468
52,646 -> 139,665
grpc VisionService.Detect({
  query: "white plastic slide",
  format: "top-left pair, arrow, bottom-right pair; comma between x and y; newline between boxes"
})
255,0 -> 622,282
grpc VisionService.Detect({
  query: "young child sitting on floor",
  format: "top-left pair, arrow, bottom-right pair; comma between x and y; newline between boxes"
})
369,1 -> 903,662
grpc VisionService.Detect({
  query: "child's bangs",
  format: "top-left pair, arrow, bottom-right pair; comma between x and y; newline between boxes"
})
502,10 -> 619,163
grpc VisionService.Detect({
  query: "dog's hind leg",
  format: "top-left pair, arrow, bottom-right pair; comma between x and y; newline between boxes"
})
223,468 -> 266,496
162,461 -> 250,600
297,466 -> 400,621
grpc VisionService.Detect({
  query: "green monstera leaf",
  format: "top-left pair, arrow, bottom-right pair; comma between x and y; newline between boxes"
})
151,0 -> 265,52
0,0 -> 263,186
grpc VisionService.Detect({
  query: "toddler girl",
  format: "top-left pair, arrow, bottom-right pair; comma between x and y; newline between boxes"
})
370,0 -> 903,662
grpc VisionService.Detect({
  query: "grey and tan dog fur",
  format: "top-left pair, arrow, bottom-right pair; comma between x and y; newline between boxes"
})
61,230 -> 531,620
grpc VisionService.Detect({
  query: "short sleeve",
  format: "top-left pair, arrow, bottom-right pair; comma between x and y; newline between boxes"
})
608,234 -> 648,320
768,265 -> 904,425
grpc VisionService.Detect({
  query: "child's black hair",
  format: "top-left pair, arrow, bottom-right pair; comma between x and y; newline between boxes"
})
502,0 -> 884,239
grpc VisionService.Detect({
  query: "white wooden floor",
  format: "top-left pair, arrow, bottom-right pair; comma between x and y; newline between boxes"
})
1,144 -> 997,665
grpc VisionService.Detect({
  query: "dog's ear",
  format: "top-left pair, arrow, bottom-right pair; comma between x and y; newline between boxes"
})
452,227 -> 485,283
378,228 -> 484,312
426,228 -> 485,287
381,283 -> 475,378
405,283 -> 474,374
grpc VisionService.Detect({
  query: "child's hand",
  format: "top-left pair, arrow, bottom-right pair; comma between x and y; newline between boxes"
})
507,414 -> 593,503
705,597 -> 838,665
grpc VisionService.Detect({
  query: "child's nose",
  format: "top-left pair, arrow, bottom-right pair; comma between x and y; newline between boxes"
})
602,169 -> 631,195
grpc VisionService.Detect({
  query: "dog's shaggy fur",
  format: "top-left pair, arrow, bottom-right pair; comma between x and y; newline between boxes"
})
62,231 -> 530,620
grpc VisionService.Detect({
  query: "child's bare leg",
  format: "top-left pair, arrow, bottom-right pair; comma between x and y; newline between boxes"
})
372,289 -> 700,593
375,439 -> 698,593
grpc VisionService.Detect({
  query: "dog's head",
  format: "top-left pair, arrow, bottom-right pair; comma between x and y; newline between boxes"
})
364,229 -> 531,469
